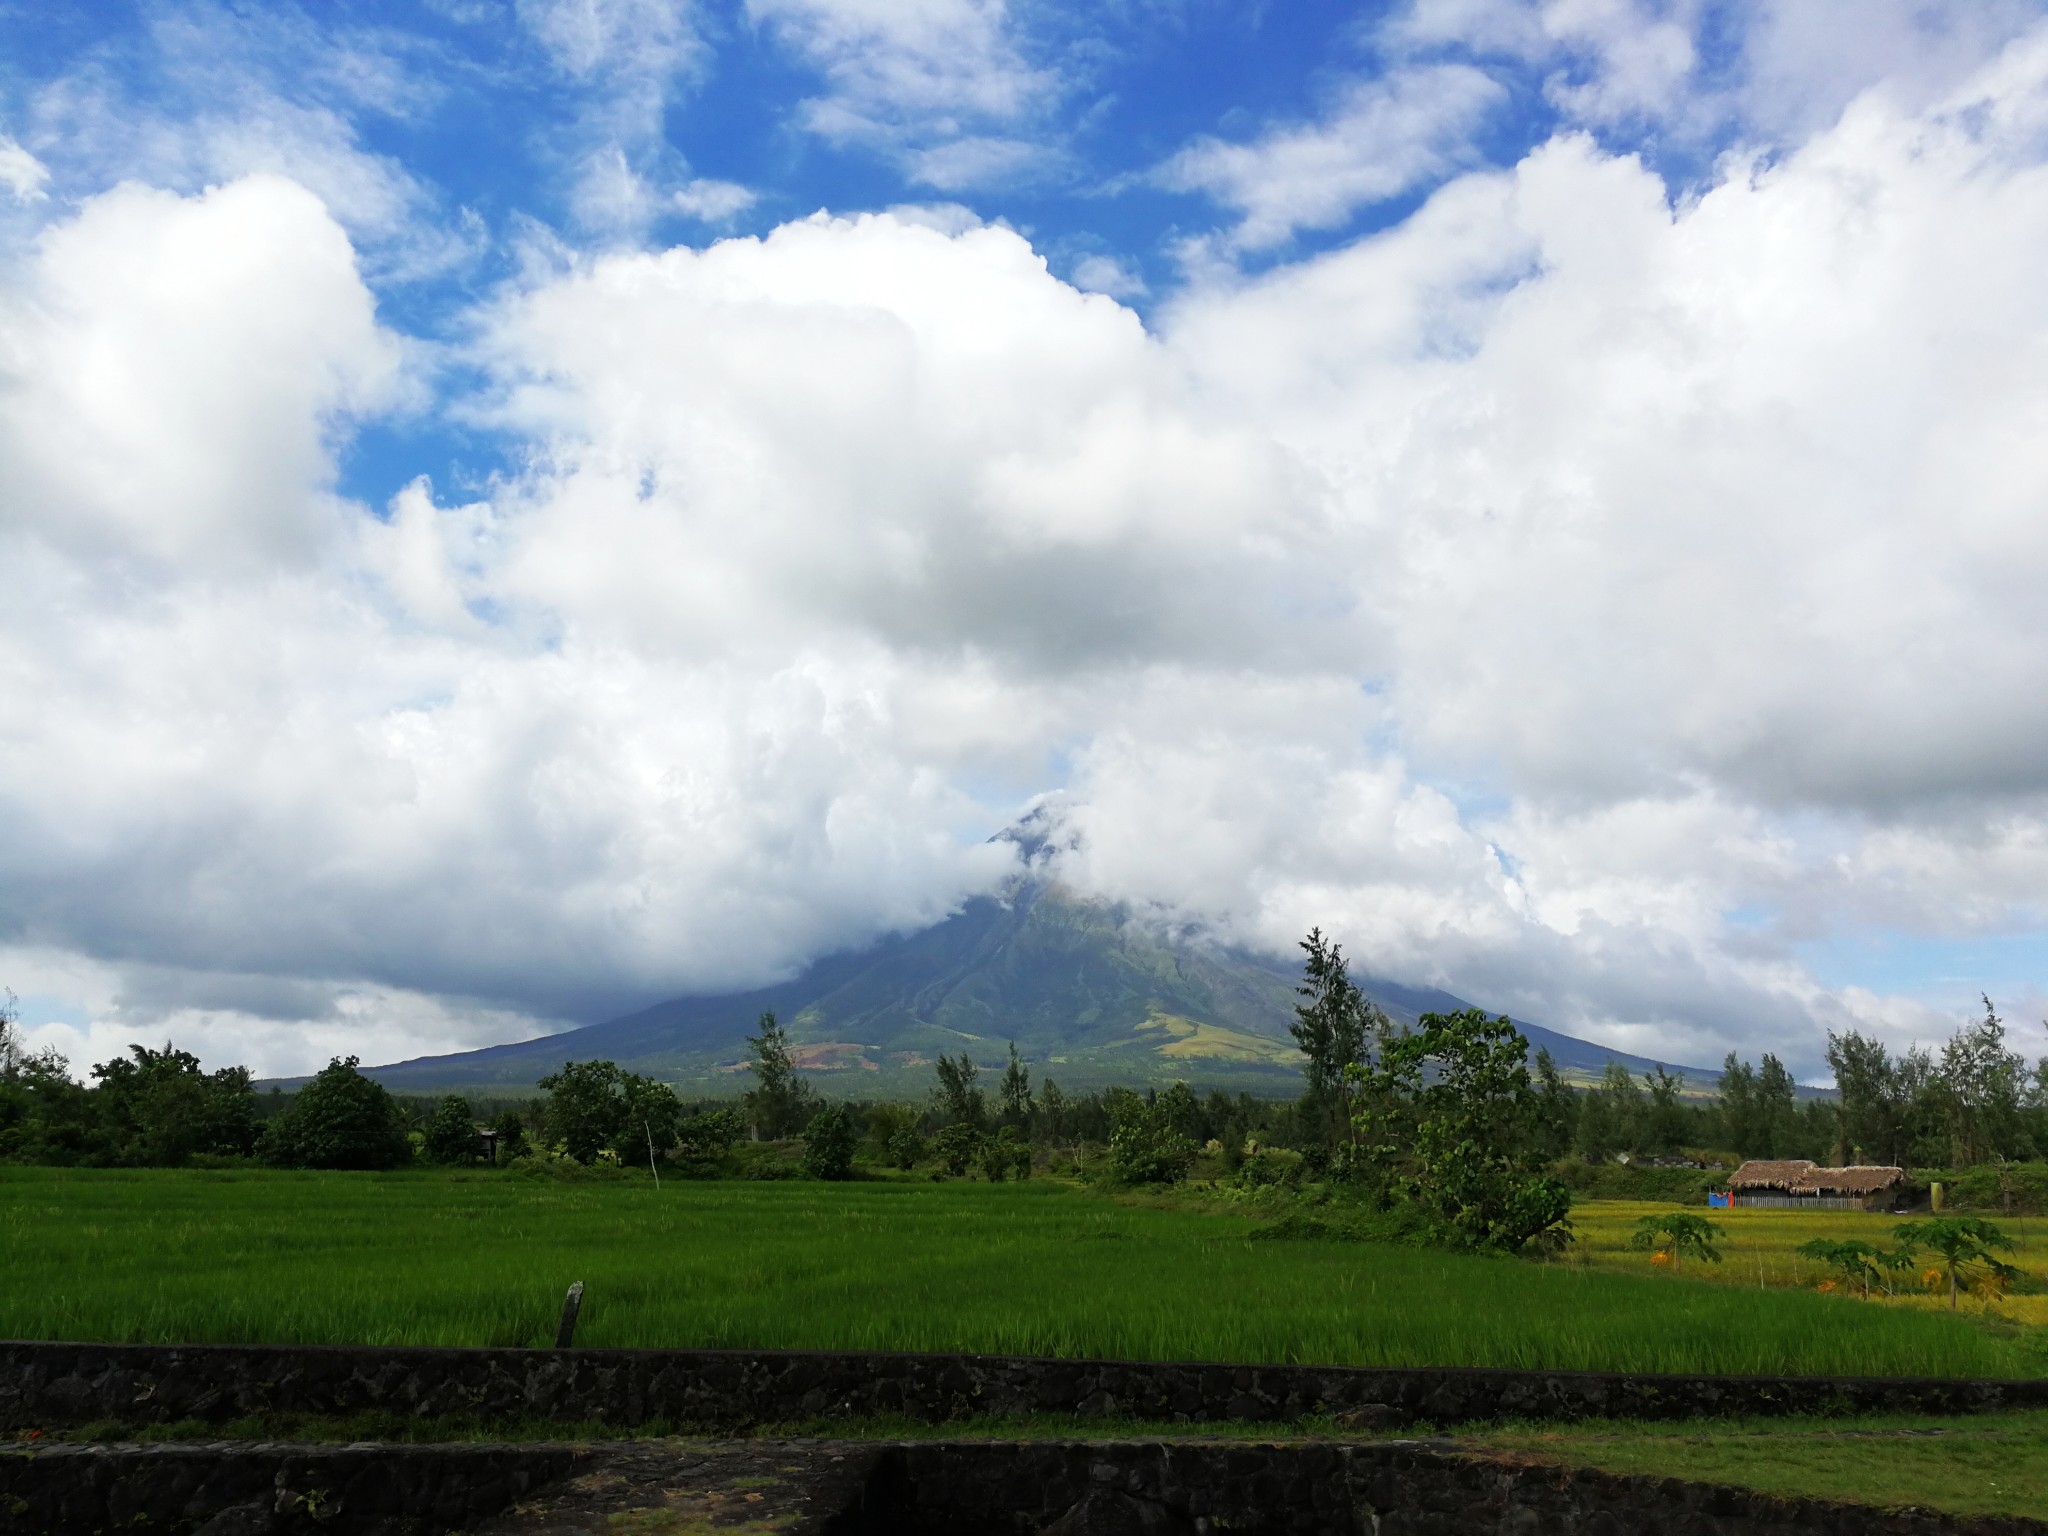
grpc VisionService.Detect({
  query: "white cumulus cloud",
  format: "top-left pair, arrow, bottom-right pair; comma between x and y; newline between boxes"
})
10,22 -> 2048,1081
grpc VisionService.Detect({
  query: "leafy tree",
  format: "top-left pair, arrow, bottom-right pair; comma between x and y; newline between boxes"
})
262,1057 -> 411,1170
490,1109 -> 528,1159
1577,1062 -> 1644,1157
801,1103 -> 858,1180
1753,1054 -> 1799,1155
537,1060 -> 679,1165
1933,999 -> 2033,1166
1894,1217 -> 2020,1309
744,1013 -> 819,1138
933,1121 -> 982,1177
1106,1087 -> 1197,1185
0,1036 -> 92,1164
1290,929 -> 1387,1159
978,1122 -> 1019,1187
422,1095 -> 479,1164
90,1043 -> 259,1165
998,1042 -> 1034,1130
1628,1211 -> 1724,1270
1530,1048 -> 1576,1161
1717,1052 -> 1798,1157
980,1123 -> 1030,1182
1827,1029 -> 1911,1166
1037,1078 -> 1068,1143
1640,1066 -> 1686,1156
1573,1073 -> 1619,1161
538,1060 -> 627,1163
864,1102 -> 917,1160
1358,1010 -> 1572,1252
1895,1043 -> 1951,1167
674,1107 -> 746,1164
932,1053 -> 987,1133
620,1074 -> 682,1168
886,1125 -> 926,1171
1154,1080 -> 1204,1144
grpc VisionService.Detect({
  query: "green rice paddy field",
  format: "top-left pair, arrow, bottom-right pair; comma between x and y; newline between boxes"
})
4,1167 -> 2042,1380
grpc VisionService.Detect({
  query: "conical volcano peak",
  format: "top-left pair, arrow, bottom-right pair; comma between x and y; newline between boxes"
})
987,800 -> 1078,876
357,859 -> 1714,1094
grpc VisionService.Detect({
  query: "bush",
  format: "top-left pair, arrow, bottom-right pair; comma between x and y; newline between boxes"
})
933,1122 -> 981,1177
1234,1146 -> 1304,1190
980,1124 -> 1029,1182
886,1126 -> 926,1171
674,1108 -> 746,1168
801,1104 -> 858,1180
1553,1160 -> 1719,1204
489,1110 -> 527,1160
864,1102 -> 919,1161
1945,1162 -> 2048,1216
422,1095 -> 479,1165
261,1058 -> 411,1171
1108,1092 -> 1196,1185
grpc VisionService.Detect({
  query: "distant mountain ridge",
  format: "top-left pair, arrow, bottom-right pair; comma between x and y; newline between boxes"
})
360,876 -> 1716,1095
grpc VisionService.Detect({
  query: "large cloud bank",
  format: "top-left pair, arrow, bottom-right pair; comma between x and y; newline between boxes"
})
6,23 -> 2048,1077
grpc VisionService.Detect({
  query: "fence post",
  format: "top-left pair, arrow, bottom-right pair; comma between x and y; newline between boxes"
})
555,1281 -> 584,1349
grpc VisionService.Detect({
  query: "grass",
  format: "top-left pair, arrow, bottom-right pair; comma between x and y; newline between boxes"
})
1561,1200 -> 2048,1327
1457,1410 -> 2048,1521
4,1168 -> 2043,1379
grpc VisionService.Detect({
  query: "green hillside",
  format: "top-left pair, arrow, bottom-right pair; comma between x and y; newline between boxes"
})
361,879 -> 1713,1095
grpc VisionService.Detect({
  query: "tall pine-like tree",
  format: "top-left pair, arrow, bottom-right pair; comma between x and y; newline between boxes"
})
999,1041 -> 1034,1130
744,1012 -> 818,1138
1291,928 -> 1387,1160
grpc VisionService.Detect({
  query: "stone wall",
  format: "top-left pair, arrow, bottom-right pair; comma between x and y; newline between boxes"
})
0,1441 -> 586,1536
841,1440 -> 2048,1536
11,1437 -> 2047,1536
5,1340 -> 2046,1432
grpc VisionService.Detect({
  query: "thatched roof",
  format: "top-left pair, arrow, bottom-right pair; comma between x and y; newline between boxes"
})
1728,1159 -> 1905,1194
1802,1165 -> 1907,1195
1729,1159 -> 1817,1190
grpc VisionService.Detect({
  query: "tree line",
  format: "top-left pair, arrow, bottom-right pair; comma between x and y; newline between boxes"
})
5,964 -> 2046,1188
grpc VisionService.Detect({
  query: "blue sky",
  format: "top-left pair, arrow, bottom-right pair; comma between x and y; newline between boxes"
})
4,0 -> 2048,1080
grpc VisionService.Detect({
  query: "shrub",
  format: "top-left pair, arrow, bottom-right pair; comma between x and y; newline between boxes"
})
489,1111 -> 527,1160
864,1102 -> 919,1161
933,1122 -> 981,1177
1108,1092 -> 1196,1185
1946,1162 -> 2048,1216
980,1124 -> 1029,1182
1234,1146 -> 1304,1190
674,1107 -> 746,1168
887,1126 -> 926,1171
421,1095 -> 480,1165
801,1104 -> 858,1181
1553,1161 -> 1719,1204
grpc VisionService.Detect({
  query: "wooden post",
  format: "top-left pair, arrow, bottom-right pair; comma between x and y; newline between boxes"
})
555,1281 -> 584,1349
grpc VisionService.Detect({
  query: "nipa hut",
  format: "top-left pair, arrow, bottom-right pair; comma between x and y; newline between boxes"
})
1721,1160 -> 1906,1211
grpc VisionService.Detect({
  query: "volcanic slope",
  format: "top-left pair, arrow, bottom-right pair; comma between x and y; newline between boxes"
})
364,881 -> 1714,1094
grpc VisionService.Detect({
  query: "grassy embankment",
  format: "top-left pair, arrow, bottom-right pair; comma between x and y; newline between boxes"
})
4,1167 -> 2041,1380
1455,1410 -> 2048,1521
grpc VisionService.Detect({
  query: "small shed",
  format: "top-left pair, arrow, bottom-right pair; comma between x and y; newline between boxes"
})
1725,1160 -> 1906,1211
